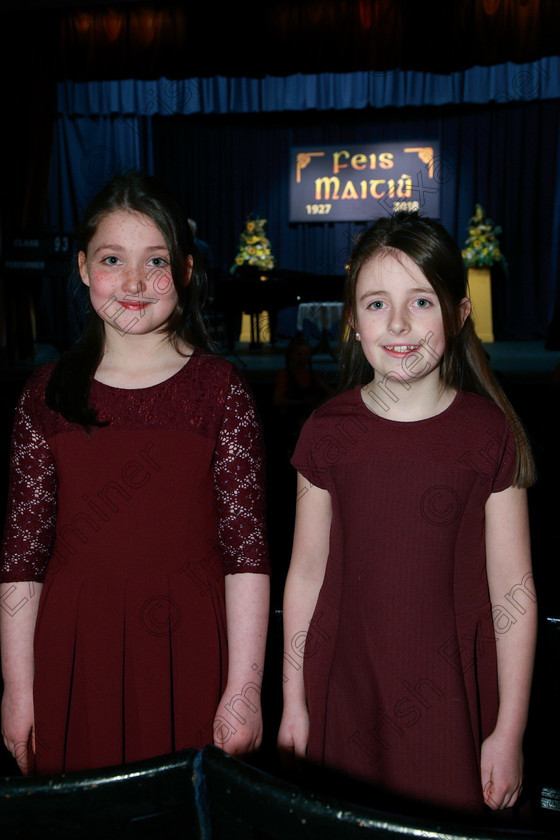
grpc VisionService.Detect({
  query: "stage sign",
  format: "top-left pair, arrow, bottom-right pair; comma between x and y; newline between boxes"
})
2,233 -> 73,277
290,141 -> 441,222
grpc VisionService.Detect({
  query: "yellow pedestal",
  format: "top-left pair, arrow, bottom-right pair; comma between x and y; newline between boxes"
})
467,268 -> 494,343
240,311 -> 271,344
240,314 -> 252,343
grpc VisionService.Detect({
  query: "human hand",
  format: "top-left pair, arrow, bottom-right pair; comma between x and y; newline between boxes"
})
277,705 -> 309,766
1,688 -> 36,775
480,729 -> 524,809
213,686 -> 263,756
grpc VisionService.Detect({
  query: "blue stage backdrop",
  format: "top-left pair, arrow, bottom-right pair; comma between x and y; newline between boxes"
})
45,58 -> 560,342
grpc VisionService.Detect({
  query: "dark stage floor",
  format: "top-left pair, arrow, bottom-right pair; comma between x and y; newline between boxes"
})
225,338 -> 560,384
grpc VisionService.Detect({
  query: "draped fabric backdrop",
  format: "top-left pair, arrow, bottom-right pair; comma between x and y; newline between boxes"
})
45,59 -> 560,342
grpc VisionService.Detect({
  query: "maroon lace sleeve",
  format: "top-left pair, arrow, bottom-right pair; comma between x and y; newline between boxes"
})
213,370 -> 270,575
0,372 -> 58,583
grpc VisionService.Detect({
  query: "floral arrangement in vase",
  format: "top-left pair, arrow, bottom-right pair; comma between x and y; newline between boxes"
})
462,204 -> 506,270
231,215 -> 276,274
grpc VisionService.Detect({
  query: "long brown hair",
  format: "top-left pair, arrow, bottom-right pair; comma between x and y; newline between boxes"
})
46,170 -> 216,431
338,211 -> 535,487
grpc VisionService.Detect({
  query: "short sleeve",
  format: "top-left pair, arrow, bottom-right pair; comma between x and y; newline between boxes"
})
0,376 -> 58,583
491,413 -> 518,493
290,411 -> 329,490
213,369 -> 270,576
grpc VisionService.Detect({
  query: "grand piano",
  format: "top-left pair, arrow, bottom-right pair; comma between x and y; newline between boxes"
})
214,265 -> 345,348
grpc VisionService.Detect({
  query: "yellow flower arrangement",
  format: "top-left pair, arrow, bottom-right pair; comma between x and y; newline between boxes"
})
231,216 -> 276,274
462,204 -> 506,270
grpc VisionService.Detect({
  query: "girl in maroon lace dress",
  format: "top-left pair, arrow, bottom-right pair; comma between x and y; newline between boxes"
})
278,213 -> 537,816
0,172 -> 270,775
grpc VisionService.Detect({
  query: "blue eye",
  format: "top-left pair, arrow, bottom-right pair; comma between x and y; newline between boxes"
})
416,298 -> 431,308
369,300 -> 385,310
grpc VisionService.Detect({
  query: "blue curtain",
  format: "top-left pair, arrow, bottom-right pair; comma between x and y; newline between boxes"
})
55,58 -> 560,115
47,114 -> 153,232
46,59 -> 560,341
151,101 -> 560,341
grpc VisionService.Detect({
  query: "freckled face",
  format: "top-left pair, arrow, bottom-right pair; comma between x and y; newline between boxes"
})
353,252 -> 450,386
78,210 -> 180,337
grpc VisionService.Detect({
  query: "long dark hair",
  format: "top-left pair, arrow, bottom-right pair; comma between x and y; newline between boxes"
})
46,170 -> 216,431
338,211 -> 535,487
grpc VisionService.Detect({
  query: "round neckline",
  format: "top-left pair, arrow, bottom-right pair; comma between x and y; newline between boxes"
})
355,384 -> 462,426
92,349 -> 197,393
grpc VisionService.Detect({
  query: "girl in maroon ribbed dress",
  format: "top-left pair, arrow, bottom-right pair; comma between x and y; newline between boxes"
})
278,213 -> 537,815
0,172 -> 270,775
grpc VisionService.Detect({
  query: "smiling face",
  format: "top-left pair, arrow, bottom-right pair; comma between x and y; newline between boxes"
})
353,250 -> 468,389
78,209 -> 184,338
